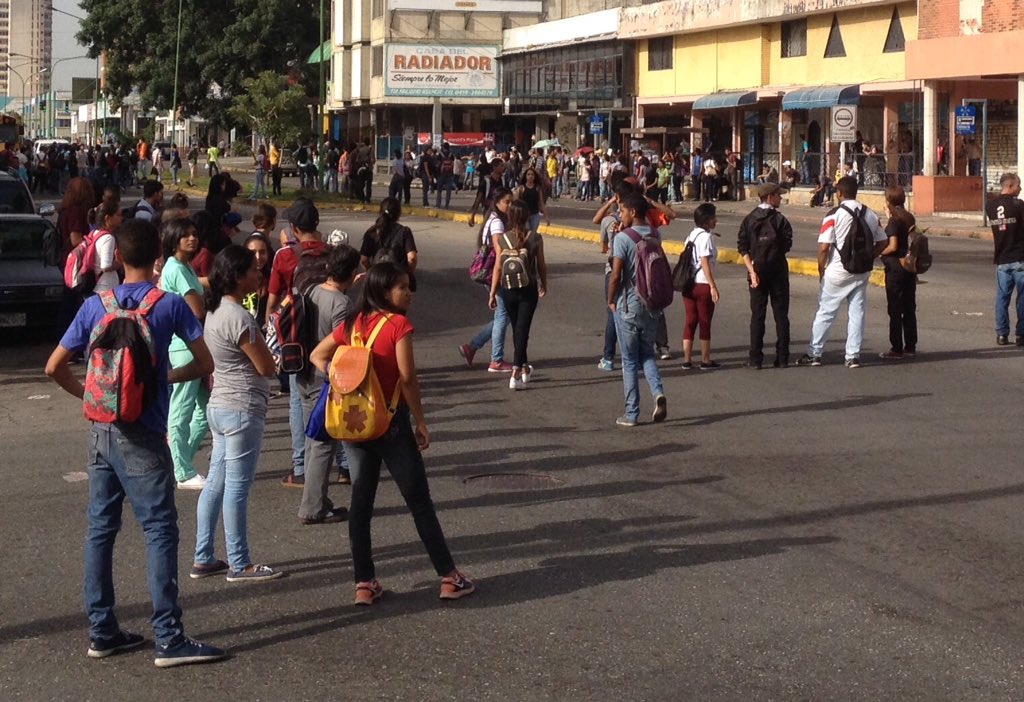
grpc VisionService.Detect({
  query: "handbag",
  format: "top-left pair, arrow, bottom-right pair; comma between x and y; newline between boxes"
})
469,245 -> 495,286
304,378 -> 333,442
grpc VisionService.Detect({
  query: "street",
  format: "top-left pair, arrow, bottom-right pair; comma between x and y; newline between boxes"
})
1,205 -> 1023,700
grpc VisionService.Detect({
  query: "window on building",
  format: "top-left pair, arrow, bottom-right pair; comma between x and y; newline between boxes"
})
372,0 -> 383,18
824,15 -> 846,58
372,46 -> 383,76
648,36 -> 673,71
883,7 -> 906,53
781,19 -> 807,58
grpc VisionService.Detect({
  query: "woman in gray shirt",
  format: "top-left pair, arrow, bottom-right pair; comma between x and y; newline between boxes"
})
191,245 -> 283,583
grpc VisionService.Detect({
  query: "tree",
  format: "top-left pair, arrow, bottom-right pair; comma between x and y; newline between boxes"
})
77,0 -> 321,128
229,72 -> 309,146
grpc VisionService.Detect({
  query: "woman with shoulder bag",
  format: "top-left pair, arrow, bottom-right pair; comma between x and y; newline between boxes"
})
310,262 -> 475,605
488,200 -> 547,390
681,202 -> 721,370
457,188 -> 513,372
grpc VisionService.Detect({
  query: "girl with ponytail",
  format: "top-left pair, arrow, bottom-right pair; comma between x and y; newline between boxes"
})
358,197 -> 418,290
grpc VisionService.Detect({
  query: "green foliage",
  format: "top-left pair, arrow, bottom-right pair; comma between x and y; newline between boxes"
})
231,139 -> 253,157
78,0 -> 321,128
228,72 -> 309,146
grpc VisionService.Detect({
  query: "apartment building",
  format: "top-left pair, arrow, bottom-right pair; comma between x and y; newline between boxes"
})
1,0 -> 53,107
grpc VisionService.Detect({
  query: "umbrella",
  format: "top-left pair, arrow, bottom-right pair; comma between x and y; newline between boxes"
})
532,138 -> 561,150
574,146 -> 595,156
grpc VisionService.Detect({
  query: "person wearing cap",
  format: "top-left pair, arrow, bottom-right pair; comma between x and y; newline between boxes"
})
737,182 -> 793,369
267,198 -> 329,488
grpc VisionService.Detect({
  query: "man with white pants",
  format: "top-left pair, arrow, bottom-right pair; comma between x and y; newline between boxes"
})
796,176 -> 886,368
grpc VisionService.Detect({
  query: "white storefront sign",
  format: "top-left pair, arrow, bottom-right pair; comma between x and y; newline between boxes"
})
385,45 -> 499,98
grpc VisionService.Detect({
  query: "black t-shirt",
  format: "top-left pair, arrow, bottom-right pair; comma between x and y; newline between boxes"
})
987,195 -> 1024,265
521,183 -> 541,215
360,223 -> 418,291
883,212 -> 915,259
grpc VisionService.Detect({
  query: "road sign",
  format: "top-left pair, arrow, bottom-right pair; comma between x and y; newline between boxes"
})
830,105 -> 857,142
955,105 -> 977,136
589,115 -> 605,135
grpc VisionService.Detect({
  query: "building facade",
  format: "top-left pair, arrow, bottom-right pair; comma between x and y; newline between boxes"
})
622,0 -> 919,190
1,0 -> 53,108
328,0 -> 542,159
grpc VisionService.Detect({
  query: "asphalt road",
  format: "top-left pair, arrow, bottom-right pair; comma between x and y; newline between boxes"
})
1,208 -> 1023,700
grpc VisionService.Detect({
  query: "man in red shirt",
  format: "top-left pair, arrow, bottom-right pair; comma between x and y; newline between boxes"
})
267,198 -> 328,314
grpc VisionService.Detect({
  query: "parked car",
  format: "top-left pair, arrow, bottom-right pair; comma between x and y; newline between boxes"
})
279,148 -> 298,177
32,138 -> 70,156
0,215 -> 64,335
153,141 -> 172,161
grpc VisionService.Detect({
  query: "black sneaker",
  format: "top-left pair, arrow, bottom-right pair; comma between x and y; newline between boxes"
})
88,630 -> 145,659
795,355 -> 821,366
652,394 -> 667,423
772,357 -> 789,368
997,335 -> 1010,346
154,636 -> 227,668
680,361 -> 694,370
844,357 -> 862,369
189,559 -> 229,579
698,361 -> 721,370
743,360 -> 762,370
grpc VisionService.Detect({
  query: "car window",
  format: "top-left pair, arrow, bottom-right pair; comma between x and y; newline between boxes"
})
0,181 -> 33,215
0,219 -> 51,259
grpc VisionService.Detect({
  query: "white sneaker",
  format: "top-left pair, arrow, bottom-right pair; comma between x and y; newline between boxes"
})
520,365 -> 534,384
508,375 -> 525,391
177,474 -> 206,491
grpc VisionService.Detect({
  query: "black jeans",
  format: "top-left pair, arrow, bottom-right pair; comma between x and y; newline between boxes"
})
748,269 -> 790,364
884,258 -> 917,353
500,284 -> 539,368
345,406 -> 455,583
271,167 -> 282,195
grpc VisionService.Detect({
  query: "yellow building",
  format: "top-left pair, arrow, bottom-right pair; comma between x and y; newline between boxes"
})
621,0 -> 919,191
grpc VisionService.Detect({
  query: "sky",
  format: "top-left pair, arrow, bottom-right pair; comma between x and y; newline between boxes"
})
51,0 -> 97,93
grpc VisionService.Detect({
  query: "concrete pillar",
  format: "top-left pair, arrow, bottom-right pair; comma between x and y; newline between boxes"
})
690,111 -> 703,152
882,95 -> 899,176
431,98 -> 443,148
1018,75 -> 1024,176
779,109 -> 792,166
923,80 -> 937,176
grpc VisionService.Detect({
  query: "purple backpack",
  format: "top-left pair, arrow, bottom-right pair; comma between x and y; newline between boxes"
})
623,228 -> 675,311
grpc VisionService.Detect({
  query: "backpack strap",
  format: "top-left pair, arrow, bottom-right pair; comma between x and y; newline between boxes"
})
98,290 -> 119,314
364,313 -> 393,349
136,287 -> 165,316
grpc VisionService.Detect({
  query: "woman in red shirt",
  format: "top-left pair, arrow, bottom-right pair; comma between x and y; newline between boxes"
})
310,262 -> 474,605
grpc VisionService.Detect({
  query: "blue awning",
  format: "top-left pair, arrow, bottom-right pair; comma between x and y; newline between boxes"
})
692,90 -> 758,111
782,85 -> 860,111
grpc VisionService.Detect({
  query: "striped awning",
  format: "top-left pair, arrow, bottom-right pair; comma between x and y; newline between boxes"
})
692,90 -> 758,111
782,85 -> 860,111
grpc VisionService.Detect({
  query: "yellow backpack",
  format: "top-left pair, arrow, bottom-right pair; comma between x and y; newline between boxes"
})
324,314 -> 401,442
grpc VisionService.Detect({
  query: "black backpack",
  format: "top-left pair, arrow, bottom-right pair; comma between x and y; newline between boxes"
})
671,240 -> 699,294
750,212 -> 785,272
834,204 -> 875,274
901,228 -> 932,275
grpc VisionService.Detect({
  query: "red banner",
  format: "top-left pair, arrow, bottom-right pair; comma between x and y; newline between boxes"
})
416,132 -> 495,147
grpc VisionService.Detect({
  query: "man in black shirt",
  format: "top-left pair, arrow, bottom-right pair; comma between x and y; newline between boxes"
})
986,172 -> 1024,345
738,182 -> 794,368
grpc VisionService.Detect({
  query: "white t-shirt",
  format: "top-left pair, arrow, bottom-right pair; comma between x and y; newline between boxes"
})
686,227 -> 717,285
817,199 -> 887,282
482,213 -> 505,247
92,231 -> 120,293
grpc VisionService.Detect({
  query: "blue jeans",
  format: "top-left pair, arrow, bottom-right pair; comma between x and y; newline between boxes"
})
345,407 -> 456,583
288,379 -> 305,476
552,174 -> 563,198
808,273 -> 870,359
603,272 -> 618,361
194,408 -> 265,571
614,308 -> 664,422
324,169 -> 338,193
435,174 -> 454,208
252,168 -> 266,199
528,212 -> 542,234
85,423 -> 183,646
468,294 -> 508,363
995,262 -> 1024,337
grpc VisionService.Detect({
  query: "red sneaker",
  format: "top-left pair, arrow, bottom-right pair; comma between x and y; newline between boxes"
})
439,570 -> 475,600
458,344 -> 476,368
487,361 -> 513,373
354,579 -> 384,606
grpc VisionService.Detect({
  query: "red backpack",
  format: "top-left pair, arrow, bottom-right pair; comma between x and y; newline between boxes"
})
83,288 -> 164,424
64,230 -> 107,294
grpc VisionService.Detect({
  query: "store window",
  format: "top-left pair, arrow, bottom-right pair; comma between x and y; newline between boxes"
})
372,46 -> 383,76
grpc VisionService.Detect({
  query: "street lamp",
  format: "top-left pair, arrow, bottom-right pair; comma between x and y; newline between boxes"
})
5,64 -> 27,124
30,56 -> 91,138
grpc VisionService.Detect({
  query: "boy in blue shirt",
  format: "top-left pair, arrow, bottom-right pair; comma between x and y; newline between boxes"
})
44,218 -> 226,668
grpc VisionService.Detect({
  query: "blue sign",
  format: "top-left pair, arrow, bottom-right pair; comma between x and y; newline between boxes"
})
955,105 -> 977,137
589,115 -> 605,135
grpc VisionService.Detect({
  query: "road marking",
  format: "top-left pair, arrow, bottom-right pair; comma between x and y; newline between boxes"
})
63,472 -> 88,482
27,394 -> 50,400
